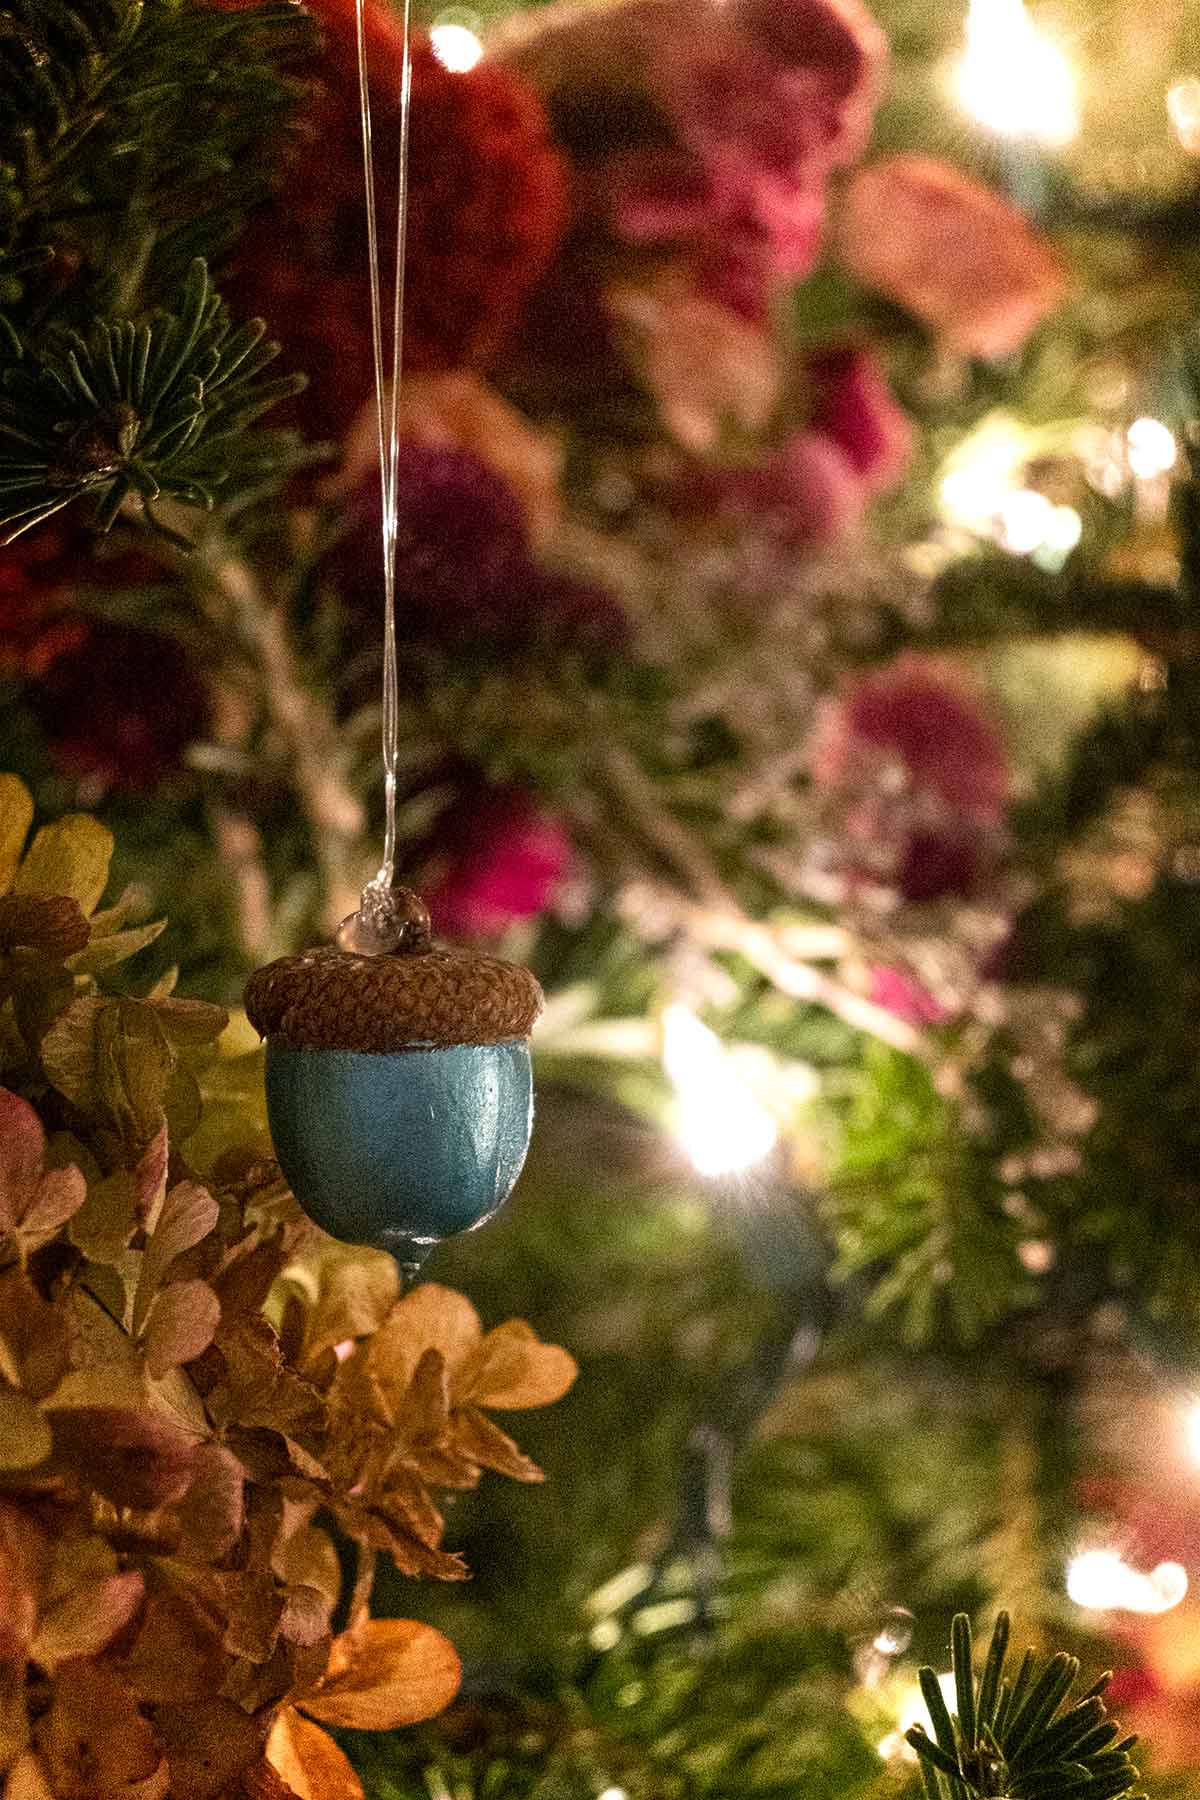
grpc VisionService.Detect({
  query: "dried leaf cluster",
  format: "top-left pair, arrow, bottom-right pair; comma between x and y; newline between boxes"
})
0,775 -> 576,1800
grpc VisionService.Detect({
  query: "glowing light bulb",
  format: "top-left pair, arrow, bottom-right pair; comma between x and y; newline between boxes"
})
662,1004 -> 778,1178
1126,417 -> 1178,481
954,0 -> 1079,146
430,19 -> 484,70
1066,1548 -> 1189,1615
1185,1395 -> 1200,1464
999,488 -> 1055,554
1168,78 -> 1200,154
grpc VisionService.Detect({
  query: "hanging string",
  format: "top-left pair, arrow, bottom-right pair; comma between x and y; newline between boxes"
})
336,0 -> 428,955
353,0 -> 412,897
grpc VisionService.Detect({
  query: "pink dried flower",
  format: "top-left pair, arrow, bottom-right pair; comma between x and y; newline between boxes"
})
867,966 -> 949,1026
426,785 -> 571,938
501,0 -> 886,314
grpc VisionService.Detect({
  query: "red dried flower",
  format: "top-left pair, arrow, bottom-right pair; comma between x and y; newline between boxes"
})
812,654 -> 1009,902
33,621 -> 209,792
0,533 -> 90,678
224,12 -> 568,446
806,344 -> 911,493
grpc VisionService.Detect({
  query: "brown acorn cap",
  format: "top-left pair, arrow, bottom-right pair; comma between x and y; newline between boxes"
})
244,944 -> 544,1052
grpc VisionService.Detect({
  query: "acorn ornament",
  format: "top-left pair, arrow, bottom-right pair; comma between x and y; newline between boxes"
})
245,883 -> 543,1276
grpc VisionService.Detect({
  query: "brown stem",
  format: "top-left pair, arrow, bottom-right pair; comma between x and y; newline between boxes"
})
347,1542 -> 378,1636
209,802 -> 276,963
206,539 -> 366,935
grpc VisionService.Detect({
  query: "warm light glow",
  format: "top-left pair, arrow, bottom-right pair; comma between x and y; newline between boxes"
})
940,419 -> 1080,564
876,1672 -> 957,1761
1066,1548 -> 1189,1615
1185,1395 -> 1200,1464
662,1004 -> 778,1178
597,1790 -> 629,1800
1168,78 -> 1200,153
999,488 -> 1056,555
1126,417 -> 1178,481
941,416 -> 1031,529
953,0 -> 1079,146
430,19 -> 484,70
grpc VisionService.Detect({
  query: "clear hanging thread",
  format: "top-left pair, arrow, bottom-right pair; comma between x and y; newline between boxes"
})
338,0 -> 422,958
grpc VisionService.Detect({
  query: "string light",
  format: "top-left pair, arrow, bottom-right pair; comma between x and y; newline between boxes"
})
430,10 -> 484,70
1126,417 -> 1178,481
1167,78 -> 1200,154
953,0 -> 1079,146
662,1004 -> 778,1178
1066,1548 -> 1189,1615
939,418 -> 1081,566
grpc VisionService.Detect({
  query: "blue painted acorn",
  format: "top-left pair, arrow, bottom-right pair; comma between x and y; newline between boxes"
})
244,885 -> 543,1273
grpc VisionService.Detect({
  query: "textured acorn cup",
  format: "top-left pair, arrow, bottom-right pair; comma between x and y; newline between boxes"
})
245,937 -> 543,1267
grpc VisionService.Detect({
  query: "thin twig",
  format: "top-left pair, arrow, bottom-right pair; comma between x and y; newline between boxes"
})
348,1542 -> 378,1635
675,900 -> 928,1058
209,802 -> 276,962
594,740 -> 926,1056
206,537 -> 366,933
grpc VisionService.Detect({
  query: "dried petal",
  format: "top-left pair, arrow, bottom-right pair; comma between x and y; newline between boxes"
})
295,1247 -> 400,1367
134,1181 -> 219,1327
121,1586 -> 228,1706
35,1663 -> 166,1800
153,998 -> 230,1047
272,1523 -> 341,1610
171,1443 -> 246,1563
0,775 -> 34,894
266,1708 -> 363,1800
452,1405 -> 544,1483
0,1090 -> 45,1230
5,1753 -> 55,1800
138,1699 -> 261,1800
48,1406 -> 199,1509
30,1570 -> 144,1672
213,1319 -> 326,1437
299,1618 -> 461,1731
14,814 -> 113,916
0,893 -> 90,958
368,1283 -> 481,1406
0,1391 -> 52,1471
0,1088 -> 85,1239
0,1501 -> 46,1660
142,1280 -> 221,1379
454,1319 -> 578,1410
392,1346 -> 450,1441
67,917 -> 166,976
0,1268 -> 70,1398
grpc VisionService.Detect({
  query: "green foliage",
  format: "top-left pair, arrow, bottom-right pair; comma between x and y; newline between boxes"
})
0,0 -> 313,314
820,1043 -> 1031,1344
0,258 -> 307,543
907,1614 -> 1143,1800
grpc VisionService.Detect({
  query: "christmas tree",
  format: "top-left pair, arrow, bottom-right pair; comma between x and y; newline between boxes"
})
2,0 -> 1200,1792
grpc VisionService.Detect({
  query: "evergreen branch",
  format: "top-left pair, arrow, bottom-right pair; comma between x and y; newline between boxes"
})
1,0 -> 314,315
0,259 -> 307,543
906,1613 -> 1144,1800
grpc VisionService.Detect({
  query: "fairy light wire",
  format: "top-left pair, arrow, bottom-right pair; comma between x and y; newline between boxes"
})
354,0 -> 412,891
